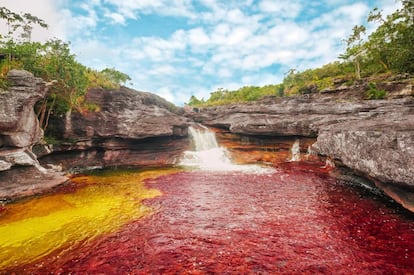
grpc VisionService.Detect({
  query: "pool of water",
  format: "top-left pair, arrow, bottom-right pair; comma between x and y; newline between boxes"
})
2,162 -> 414,274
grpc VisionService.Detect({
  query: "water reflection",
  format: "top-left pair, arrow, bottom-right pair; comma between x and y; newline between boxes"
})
0,169 -> 177,270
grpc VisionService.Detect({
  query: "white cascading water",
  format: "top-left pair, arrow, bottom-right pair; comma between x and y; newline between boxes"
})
289,139 -> 301,162
180,125 -> 273,173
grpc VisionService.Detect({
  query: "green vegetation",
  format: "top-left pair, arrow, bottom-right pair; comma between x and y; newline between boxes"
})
0,7 -> 131,131
189,85 -> 283,106
366,82 -> 387,100
43,136 -> 77,145
188,0 -> 413,107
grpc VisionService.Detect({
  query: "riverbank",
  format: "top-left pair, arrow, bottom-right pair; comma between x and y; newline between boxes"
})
0,69 -> 413,212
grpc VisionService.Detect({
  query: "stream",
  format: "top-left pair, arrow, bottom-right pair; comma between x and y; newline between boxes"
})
1,127 -> 414,274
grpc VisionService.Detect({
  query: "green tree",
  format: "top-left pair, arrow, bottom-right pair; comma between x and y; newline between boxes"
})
187,95 -> 203,106
0,7 -> 48,41
100,67 -> 131,86
339,25 -> 366,79
365,1 -> 414,73
340,1 -> 414,76
35,39 -> 88,129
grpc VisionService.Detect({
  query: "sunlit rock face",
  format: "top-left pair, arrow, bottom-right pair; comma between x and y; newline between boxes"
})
43,88 -> 191,170
51,87 -> 190,140
0,70 -> 45,148
188,96 -> 411,138
0,70 -> 67,201
186,94 -> 414,211
314,113 -> 414,211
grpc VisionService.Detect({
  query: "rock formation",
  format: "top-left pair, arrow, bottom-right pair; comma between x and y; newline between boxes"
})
0,70 -> 67,201
40,87 -> 191,170
0,70 -> 45,148
0,70 -> 191,202
187,80 -> 414,211
1,69 -> 413,213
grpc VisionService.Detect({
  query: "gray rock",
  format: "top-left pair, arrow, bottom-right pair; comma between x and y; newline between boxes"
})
42,87 -> 191,169
187,95 -> 414,211
51,87 -> 190,140
314,117 -> 414,186
0,70 -> 46,147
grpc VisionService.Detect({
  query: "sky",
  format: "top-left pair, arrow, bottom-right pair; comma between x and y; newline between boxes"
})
0,0 -> 401,105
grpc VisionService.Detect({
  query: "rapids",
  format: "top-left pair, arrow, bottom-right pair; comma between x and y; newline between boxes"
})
1,127 -> 414,274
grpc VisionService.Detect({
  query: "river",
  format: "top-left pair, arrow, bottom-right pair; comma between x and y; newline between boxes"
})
1,127 -> 414,274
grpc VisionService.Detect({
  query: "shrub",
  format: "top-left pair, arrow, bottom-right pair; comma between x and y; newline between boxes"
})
366,82 -> 387,99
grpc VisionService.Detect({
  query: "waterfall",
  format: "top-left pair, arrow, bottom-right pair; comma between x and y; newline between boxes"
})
188,125 -> 220,151
305,144 -> 318,160
180,125 -> 273,173
289,139 -> 301,162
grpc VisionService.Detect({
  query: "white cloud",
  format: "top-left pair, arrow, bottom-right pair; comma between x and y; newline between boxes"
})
0,0 -> 67,41
258,0 -> 302,18
148,65 -> 176,76
104,11 -> 127,25
241,73 -> 283,87
0,0 -> 403,106
188,28 -> 210,46
102,0 -> 196,21
157,86 -> 175,103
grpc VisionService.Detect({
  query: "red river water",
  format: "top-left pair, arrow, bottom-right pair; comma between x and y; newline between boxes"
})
6,162 -> 414,274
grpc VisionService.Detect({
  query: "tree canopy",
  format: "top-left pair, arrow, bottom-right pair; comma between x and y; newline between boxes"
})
0,6 -> 131,131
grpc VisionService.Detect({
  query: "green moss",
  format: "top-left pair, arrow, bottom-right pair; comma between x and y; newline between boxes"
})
44,136 -> 77,145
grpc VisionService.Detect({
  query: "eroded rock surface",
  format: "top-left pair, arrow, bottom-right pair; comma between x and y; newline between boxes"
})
43,87 -> 191,170
313,111 -> 414,211
0,70 -> 67,201
0,71 -> 190,201
0,70 -> 46,148
187,89 -> 414,211
51,87 -> 189,140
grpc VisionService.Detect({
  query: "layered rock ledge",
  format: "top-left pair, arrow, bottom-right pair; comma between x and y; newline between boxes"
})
0,70 -> 191,202
41,87 -> 191,170
187,82 -> 414,211
0,70 -> 67,201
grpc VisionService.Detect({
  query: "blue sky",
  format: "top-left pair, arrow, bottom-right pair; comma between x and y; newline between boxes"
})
1,0 -> 401,105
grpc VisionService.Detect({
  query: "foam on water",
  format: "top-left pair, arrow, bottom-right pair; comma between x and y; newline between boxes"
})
179,125 -> 273,173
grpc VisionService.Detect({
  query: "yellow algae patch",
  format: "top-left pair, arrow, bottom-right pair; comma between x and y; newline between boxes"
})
0,168 -> 179,270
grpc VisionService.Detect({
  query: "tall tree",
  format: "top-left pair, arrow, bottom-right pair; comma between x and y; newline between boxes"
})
0,7 -> 47,41
100,67 -> 131,86
339,25 -> 366,79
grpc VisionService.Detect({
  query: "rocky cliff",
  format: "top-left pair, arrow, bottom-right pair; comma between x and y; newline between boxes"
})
0,70 -> 191,202
1,69 -> 413,212
187,80 -> 414,211
0,70 -> 67,201
40,87 -> 191,170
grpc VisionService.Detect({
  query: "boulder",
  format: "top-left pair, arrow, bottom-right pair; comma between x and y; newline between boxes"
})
313,113 -> 414,211
314,116 -> 414,186
0,70 -> 46,147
